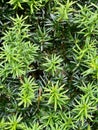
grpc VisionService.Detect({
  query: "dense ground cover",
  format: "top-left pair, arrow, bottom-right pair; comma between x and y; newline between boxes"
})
0,0 -> 98,129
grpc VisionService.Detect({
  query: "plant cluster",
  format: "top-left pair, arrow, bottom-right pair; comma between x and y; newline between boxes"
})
0,0 -> 98,130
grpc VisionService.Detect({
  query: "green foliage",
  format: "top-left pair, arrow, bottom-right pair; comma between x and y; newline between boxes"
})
17,77 -> 38,107
34,26 -> 52,51
44,81 -> 69,111
42,54 -> 63,76
55,0 -> 75,20
0,0 -> 98,129
74,4 -> 98,36
0,15 -> 38,79
6,114 -> 23,130
73,96 -> 96,126
8,0 -> 43,14
24,122 -> 42,130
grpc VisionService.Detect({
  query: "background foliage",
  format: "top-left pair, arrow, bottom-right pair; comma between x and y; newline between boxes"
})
0,0 -> 98,129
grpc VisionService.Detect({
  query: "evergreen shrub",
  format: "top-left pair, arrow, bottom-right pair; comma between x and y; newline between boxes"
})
0,0 -> 98,129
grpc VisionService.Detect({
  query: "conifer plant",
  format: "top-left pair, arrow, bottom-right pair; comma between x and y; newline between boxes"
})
0,0 -> 98,129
